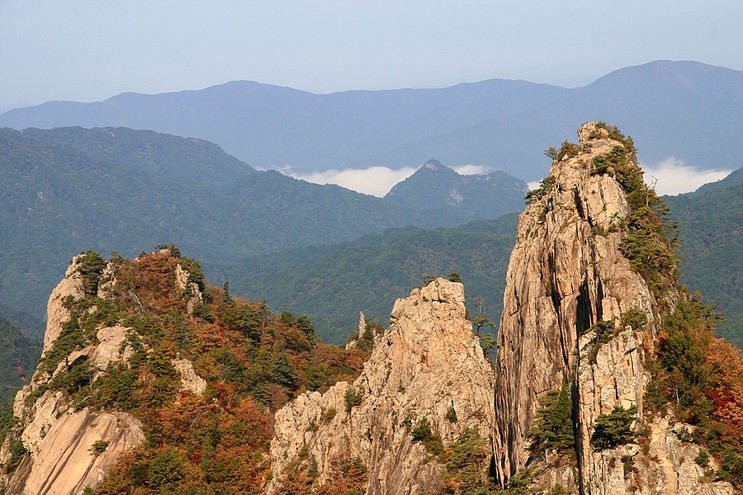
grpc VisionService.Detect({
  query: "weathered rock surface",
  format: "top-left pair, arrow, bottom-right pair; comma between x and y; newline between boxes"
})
269,278 -> 495,495
5,390 -> 145,495
493,122 -> 646,482
172,358 -> 207,396
1,255 -> 147,495
43,255 -> 86,355
93,325 -> 132,372
174,261 -> 203,316
493,122 -> 732,494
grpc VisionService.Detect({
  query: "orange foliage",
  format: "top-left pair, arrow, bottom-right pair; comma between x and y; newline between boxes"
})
706,338 -> 743,448
87,250 -> 368,494
280,452 -> 368,495
650,294 -> 743,486
313,454 -> 368,495
114,251 -> 186,314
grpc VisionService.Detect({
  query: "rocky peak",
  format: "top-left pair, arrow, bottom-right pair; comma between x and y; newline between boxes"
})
268,278 -> 495,495
493,122 -> 733,494
1,250 -> 207,495
384,158 -> 526,221
42,254 -> 87,356
494,122 -> 644,477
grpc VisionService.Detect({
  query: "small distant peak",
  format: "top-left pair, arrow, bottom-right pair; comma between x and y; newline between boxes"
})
423,159 -> 444,170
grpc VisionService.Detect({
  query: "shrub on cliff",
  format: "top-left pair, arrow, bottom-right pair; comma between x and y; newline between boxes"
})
590,405 -> 637,450
76,250 -> 107,296
529,380 -> 574,455
442,428 -> 499,494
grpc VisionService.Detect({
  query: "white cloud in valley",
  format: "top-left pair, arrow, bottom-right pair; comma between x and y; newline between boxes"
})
287,159 -> 731,198
452,164 -> 489,175
287,163 -> 495,197
641,158 -> 732,196
287,166 -> 418,197
526,180 -> 541,191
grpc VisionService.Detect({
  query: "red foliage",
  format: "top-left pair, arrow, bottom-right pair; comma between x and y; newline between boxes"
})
88,250 -> 368,494
706,338 -> 743,448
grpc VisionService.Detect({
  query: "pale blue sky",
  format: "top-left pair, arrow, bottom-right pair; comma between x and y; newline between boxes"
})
1,0 -> 741,110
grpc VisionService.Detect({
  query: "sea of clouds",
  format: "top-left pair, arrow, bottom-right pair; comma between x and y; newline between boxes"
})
281,158 -> 730,198
285,164 -> 489,197
640,158 -> 731,196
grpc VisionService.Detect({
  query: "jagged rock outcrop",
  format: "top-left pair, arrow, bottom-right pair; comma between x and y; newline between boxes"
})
174,261 -> 204,316
172,358 -> 207,396
1,253 -> 206,495
5,391 -> 145,495
344,312 -> 366,350
269,278 -> 495,495
43,255 -> 86,355
493,122 -> 733,494
1,256 -> 146,495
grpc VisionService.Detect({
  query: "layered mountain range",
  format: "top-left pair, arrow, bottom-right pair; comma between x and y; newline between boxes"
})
5,123 -> 741,351
1,61 -> 741,180
0,126 -> 525,333
2,123 -> 741,494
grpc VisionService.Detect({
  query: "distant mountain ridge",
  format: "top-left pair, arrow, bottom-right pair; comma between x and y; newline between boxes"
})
0,126 -> 526,331
1,60 -> 741,180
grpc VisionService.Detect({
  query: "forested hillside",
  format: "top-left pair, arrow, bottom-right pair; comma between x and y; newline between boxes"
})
223,216 -> 518,344
0,317 -> 39,402
0,127 -> 525,329
0,249 -> 372,494
667,169 -> 743,347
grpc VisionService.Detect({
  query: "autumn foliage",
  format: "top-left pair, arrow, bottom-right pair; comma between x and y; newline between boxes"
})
648,294 -> 743,486
39,249 -> 371,495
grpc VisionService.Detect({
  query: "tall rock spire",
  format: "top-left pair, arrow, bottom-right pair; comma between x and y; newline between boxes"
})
493,122 -> 649,481
492,122 -> 733,494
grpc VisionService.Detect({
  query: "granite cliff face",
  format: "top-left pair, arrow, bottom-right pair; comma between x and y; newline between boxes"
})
0,252 -> 206,495
493,122 -> 733,494
269,278 -> 495,495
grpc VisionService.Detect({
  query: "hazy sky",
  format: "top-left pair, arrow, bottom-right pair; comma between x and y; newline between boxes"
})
1,0 -> 741,109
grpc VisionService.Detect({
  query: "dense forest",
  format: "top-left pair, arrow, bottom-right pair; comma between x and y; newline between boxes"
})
224,215 -> 517,344
0,127 -> 525,332
0,317 -> 39,402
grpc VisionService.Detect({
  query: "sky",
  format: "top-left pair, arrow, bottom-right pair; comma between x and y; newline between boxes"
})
1,0 -> 741,194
